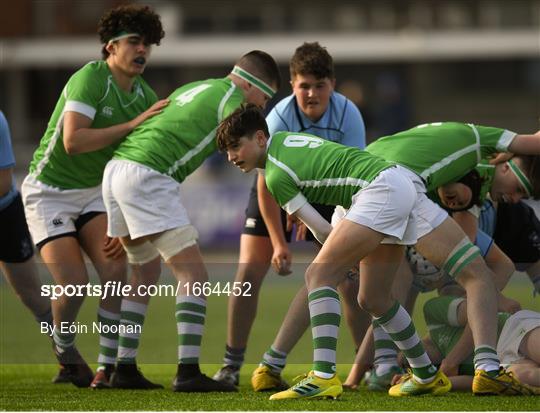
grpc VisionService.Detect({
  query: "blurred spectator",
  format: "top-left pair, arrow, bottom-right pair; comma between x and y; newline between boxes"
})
372,72 -> 411,138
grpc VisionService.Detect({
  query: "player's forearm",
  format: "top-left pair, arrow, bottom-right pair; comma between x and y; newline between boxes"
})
507,133 -> 540,155
64,122 -> 134,155
294,204 -> 332,245
452,211 -> 478,242
257,173 -> 288,248
445,325 -> 474,368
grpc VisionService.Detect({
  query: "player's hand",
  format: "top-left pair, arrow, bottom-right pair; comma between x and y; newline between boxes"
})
391,373 -> 405,386
130,99 -> 170,129
271,245 -> 292,276
286,214 -> 308,241
295,221 -> 308,241
497,294 -> 521,313
103,236 -> 126,260
440,358 -> 459,377
489,152 -> 513,165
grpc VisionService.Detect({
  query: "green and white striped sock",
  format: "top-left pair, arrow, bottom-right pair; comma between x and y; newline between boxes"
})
372,319 -> 398,375
376,301 -> 437,383
53,328 -> 75,354
260,346 -> 287,373
96,307 -> 120,369
117,300 -> 147,364
308,287 -> 340,379
176,295 -> 206,364
474,345 -> 500,376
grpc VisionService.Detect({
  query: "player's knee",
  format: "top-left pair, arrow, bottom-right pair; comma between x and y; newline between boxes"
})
124,241 -> 160,265
234,263 -> 267,287
357,293 -> 377,314
305,263 -> 325,290
99,259 -> 128,283
151,225 -> 198,262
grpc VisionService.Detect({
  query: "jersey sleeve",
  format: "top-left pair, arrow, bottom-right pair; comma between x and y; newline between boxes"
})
63,63 -> 106,120
423,295 -> 466,328
0,111 -> 15,169
475,124 -> 517,154
266,106 -> 288,136
265,163 -> 306,214
340,100 -> 366,149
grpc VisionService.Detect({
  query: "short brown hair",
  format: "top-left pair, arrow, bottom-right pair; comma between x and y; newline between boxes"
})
290,42 -> 334,80
216,104 -> 269,152
515,154 -> 540,199
98,4 -> 165,59
235,50 -> 281,91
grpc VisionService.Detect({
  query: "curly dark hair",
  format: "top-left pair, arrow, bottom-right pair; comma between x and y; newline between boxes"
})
289,42 -> 334,80
98,4 -> 164,59
217,104 -> 269,152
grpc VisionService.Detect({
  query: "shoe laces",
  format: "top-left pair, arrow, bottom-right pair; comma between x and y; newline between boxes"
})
394,369 -> 413,385
291,373 -> 313,388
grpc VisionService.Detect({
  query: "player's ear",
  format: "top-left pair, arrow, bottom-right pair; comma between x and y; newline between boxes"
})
105,42 -> 116,56
255,130 -> 266,146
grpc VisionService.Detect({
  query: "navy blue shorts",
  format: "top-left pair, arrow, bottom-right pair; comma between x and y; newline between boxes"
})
0,193 -> 34,263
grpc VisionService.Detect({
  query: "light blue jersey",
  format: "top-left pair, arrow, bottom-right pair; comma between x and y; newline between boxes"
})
0,111 -> 17,211
266,92 -> 366,149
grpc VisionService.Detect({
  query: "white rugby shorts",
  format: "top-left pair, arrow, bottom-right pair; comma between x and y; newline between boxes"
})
21,175 -> 105,245
102,159 -> 190,239
497,310 -> 540,366
333,166 -> 448,244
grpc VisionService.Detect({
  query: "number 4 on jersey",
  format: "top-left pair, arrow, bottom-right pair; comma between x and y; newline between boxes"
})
175,84 -> 212,107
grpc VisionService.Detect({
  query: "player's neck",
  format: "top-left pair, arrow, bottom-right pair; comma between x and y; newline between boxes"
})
107,62 -> 136,93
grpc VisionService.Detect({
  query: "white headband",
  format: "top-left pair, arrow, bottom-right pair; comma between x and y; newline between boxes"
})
107,32 -> 140,46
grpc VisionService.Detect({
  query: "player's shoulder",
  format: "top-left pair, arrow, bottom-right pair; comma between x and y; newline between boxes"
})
72,60 -> 109,79
330,91 -> 362,121
269,94 -> 296,117
66,61 -> 110,93
172,77 -> 233,96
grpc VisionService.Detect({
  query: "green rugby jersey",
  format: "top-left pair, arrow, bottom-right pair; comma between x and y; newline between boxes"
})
367,122 -> 516,192
427,162 -> 496,206
426,296 -> 510,376
29,61 -> 158,189
114,78 -> 244,183
265,132 -> 395,214
475,162 -> 496,203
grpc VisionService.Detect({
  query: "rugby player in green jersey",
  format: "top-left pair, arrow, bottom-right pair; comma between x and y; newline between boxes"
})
217,106 -> 540,399
102,51 -> 280,391
214,42 -> 368,391
418,296 -> 539,393
21,4 -> 167,388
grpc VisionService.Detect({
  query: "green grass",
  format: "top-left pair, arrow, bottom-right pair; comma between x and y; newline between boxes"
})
1,271 -> 538,410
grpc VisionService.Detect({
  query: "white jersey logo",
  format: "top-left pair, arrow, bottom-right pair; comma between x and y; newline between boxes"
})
102,106 -> 114,117
175,84 -> 212,107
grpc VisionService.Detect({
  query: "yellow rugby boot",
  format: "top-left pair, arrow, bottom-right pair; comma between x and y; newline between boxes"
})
269,370 -> 342,400
473,368 -> 538,396
389,369 -> 451,397
251,365 -> 288,392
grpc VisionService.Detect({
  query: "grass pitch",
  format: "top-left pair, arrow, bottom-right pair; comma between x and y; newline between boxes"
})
1,269 -> 538,410
1,364 -> 539,411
